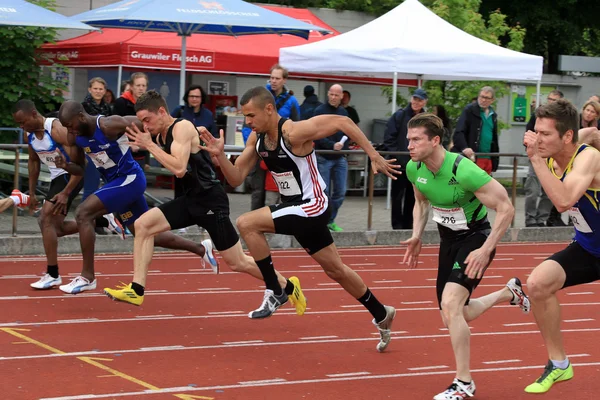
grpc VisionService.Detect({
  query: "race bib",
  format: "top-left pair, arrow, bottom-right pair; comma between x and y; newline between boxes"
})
87,151 -> 116,169
37,149 -> 62,168
271,171 -> 301,197
568,207 -> 593,233
432,206 -> 469,231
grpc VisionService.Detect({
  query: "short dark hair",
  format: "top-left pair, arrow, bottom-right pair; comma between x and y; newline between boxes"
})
407,113 -> 445,141
535,98 -> 579,141
240,86 -> 276,109
13,99 -> 37,114
135,90 -> 169,114
183,84 -> 207,106
58,100 -> 85,122
343,90 -> 351,99
549,89 -> 564,98
120,80 -> 131,93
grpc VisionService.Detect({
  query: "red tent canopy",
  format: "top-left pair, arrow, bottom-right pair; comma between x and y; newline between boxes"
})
39,6 -> 416,86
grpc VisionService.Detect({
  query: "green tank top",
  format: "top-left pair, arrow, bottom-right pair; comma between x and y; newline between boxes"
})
406,151 -> 492,232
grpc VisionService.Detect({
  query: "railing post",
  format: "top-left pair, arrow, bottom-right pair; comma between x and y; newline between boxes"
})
511,156 -> 518,228
12,149 -> 20,237
368,166 -> 374,231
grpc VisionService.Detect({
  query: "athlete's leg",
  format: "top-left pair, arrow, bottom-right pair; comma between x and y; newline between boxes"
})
218,241 -> 286,286
463,286 -> 513,322
440,282 -> 472,383
0,198 -> 15,213
74,194 -> 109,281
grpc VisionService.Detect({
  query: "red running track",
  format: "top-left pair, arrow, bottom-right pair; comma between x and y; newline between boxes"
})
0,243 -> 598,399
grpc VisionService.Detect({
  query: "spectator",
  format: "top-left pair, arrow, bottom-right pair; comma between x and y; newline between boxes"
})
432,104 -> 451,149
104,89 -> 116,114
81,77 -> 111,116
580,100 -> 600,129
525,90 -> 563,227
342,90 -> 360,125
299,85 -> 322,120
452,86 -> 499,175
172,84 -> 216,136
314,84 -> 349,232
384,88 -> 428,230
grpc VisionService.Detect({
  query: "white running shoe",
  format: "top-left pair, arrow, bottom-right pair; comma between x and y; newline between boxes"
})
30,273 -> 62,290
373,305 -> 396,352
433,378 -> 476,400
59,276 -> 97,294
201,239 -> 219,274
103,213 -> 125,240
507,277 -> 530,314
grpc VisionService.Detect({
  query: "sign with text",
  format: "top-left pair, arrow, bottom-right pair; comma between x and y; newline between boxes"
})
126,45 -> 215,69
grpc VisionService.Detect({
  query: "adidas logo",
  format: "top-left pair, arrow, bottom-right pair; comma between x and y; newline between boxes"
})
448,177 -> 459,185
206,210 -> 214,215
452,262 -> 461,270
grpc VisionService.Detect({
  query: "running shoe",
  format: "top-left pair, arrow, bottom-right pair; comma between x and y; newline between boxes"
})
327,222 -> 344,232
373,305 -> 396,352
59,276 -> 97,294
525,360 -> 573,393
104,283 -> 144,306
30,273 -> 62,290
201,239 -> 219,274
103,213 -> 125,240
507,277 -> 530,314
434,378 -> 476,400
11,189 -> 30,210
248,289 -> 288,319
288,276 -> 307,316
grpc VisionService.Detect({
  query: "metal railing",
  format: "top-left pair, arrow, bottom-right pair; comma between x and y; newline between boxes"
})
1,143 -> 529,236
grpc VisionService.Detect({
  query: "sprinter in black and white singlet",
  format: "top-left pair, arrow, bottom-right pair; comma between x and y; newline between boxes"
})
200,86 -> 401,352
12,99 -> 85,290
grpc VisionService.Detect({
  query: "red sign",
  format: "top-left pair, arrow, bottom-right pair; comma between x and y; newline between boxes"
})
126,45 -> 215,69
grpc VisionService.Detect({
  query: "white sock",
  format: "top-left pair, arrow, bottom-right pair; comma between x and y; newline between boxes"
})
551,358 -> 570,369
10,195 -> 20,205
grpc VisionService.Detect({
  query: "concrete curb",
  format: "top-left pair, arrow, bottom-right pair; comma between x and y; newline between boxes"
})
0,227 -> 574,256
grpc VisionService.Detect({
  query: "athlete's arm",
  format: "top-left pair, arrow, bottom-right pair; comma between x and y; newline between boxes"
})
26,139 -> 41,211
198,127 -> 258,187
401,185 -> 428,268
473,179 -> 514,254
101,116 -> 142,140
288,116 -> 401,179
578,127 -> 600,151
49,119 -> 69,146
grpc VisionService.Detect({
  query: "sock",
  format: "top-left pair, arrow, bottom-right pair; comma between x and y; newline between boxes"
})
357,288 -> 387,323
47,265 -> 59,279
131,282 -> 145,296
10,195 -> 21,205
256,255 -> 282,295
457,378 -> 472,385
284,279 -> 295,295
96,216 -> 109,228
551,358 -> 569,369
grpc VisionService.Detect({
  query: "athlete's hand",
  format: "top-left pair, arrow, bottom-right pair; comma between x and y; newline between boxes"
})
28,195 -> 39,216
126,123 -> 153,150
198,127 -> 225,157
462,148 -> 475,161
50,191 -> 69,216
54,154 -> 67,170
333,142 -> 343,151
464,247 -> 492,279
523,130 -> 539,159
370,153 -> 402,179
401,237 -> 422,268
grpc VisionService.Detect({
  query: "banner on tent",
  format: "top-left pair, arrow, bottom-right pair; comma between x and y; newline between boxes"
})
126,45 -> 215,69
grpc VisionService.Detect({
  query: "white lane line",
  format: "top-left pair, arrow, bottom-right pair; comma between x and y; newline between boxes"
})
350,263 -> 376,266
440,327 -> 472,331
300,336 -> 338,340
482,359 -> 521,365
298,265 -> 320,268
197,287 -> 230,291
401,301 -> 432,305
207,311 -> 245,315
317,283 -> 340,286
326,371 -> 370,378
222,340 -> 264,345
567,292 -> 594,296
494,258 -> 514,261
37,361 -> 600,400
374,280 -> 402,283
564,318 -> 595,323
568,354 -> 590,358
340,305 -> 364,308
503,322 -> 537,327
407,365 -> 448,371
370,331 -> 408,336
134,315 -> 173,318
56,318 -> 99,323
239,378 -> 286,385
484,276 -> 504,279
139,345 -> 184,351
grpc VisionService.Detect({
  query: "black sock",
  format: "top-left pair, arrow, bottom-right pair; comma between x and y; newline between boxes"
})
47,265 -> 59,279
457,378 -> 472,385
96,216 -> 109,228
256,256 -> 281,295
284,279 -> 295,295
131,282 -> 145,296
357,288 -> 387,323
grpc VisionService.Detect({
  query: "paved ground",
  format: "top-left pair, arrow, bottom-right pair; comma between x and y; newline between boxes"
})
0,185 -> 566,237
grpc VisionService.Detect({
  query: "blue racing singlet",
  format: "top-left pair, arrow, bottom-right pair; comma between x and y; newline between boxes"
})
549,144 -> 600,257
75,116 -> 142,182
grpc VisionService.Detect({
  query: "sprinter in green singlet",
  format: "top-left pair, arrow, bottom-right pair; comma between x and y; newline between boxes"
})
401,113 -> 530,400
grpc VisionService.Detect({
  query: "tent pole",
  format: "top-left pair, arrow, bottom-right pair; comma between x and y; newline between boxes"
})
386,71 -> 398,210
535,79 -> 541,111
179,35 -> 188,105
117,65 -> 123,97
417,74 -> 422,88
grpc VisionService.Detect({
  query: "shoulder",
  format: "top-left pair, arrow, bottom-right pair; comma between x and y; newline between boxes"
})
173,118 -> 196,137
455,155 -> 492,185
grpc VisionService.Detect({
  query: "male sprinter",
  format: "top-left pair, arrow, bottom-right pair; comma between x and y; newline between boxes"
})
104,91 -> 306,312
402,113 -> 529,399
57,101 -> 214,294
199,86 -> 399,352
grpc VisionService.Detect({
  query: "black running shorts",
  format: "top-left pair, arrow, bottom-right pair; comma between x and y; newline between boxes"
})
44,174 -> 84,216
548,240 -> 600,288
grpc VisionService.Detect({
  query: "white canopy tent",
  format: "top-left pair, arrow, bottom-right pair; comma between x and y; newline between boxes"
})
280,0 -> 543,208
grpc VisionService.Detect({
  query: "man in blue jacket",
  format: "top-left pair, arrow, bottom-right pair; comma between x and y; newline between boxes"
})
314,84 -> 349,232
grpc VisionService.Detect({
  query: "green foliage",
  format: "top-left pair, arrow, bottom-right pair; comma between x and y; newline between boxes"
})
0,0 -> 65,143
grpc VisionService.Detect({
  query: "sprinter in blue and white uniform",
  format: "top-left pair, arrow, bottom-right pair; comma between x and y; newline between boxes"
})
523,99 -> 600,394
57,101 -> 208,294
12,99 -> 84,290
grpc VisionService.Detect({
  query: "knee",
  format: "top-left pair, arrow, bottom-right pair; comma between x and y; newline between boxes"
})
236,215 -> 254,236
527,274 -> 553,302
75,205 -> 93,225
323,263 -> 345,282
440,298 -> 462,322
133,217 -> 152,237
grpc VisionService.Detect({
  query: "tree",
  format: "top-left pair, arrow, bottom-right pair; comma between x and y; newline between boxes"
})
0,0 -> 65,142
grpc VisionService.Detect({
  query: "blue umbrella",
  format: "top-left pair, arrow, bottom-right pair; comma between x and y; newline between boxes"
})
0,0 -> 98,30
71,0 -> 330,103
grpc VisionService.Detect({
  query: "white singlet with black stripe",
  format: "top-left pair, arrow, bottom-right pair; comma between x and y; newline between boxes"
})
27,118 -> 69,180
255,118 -> 328,217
